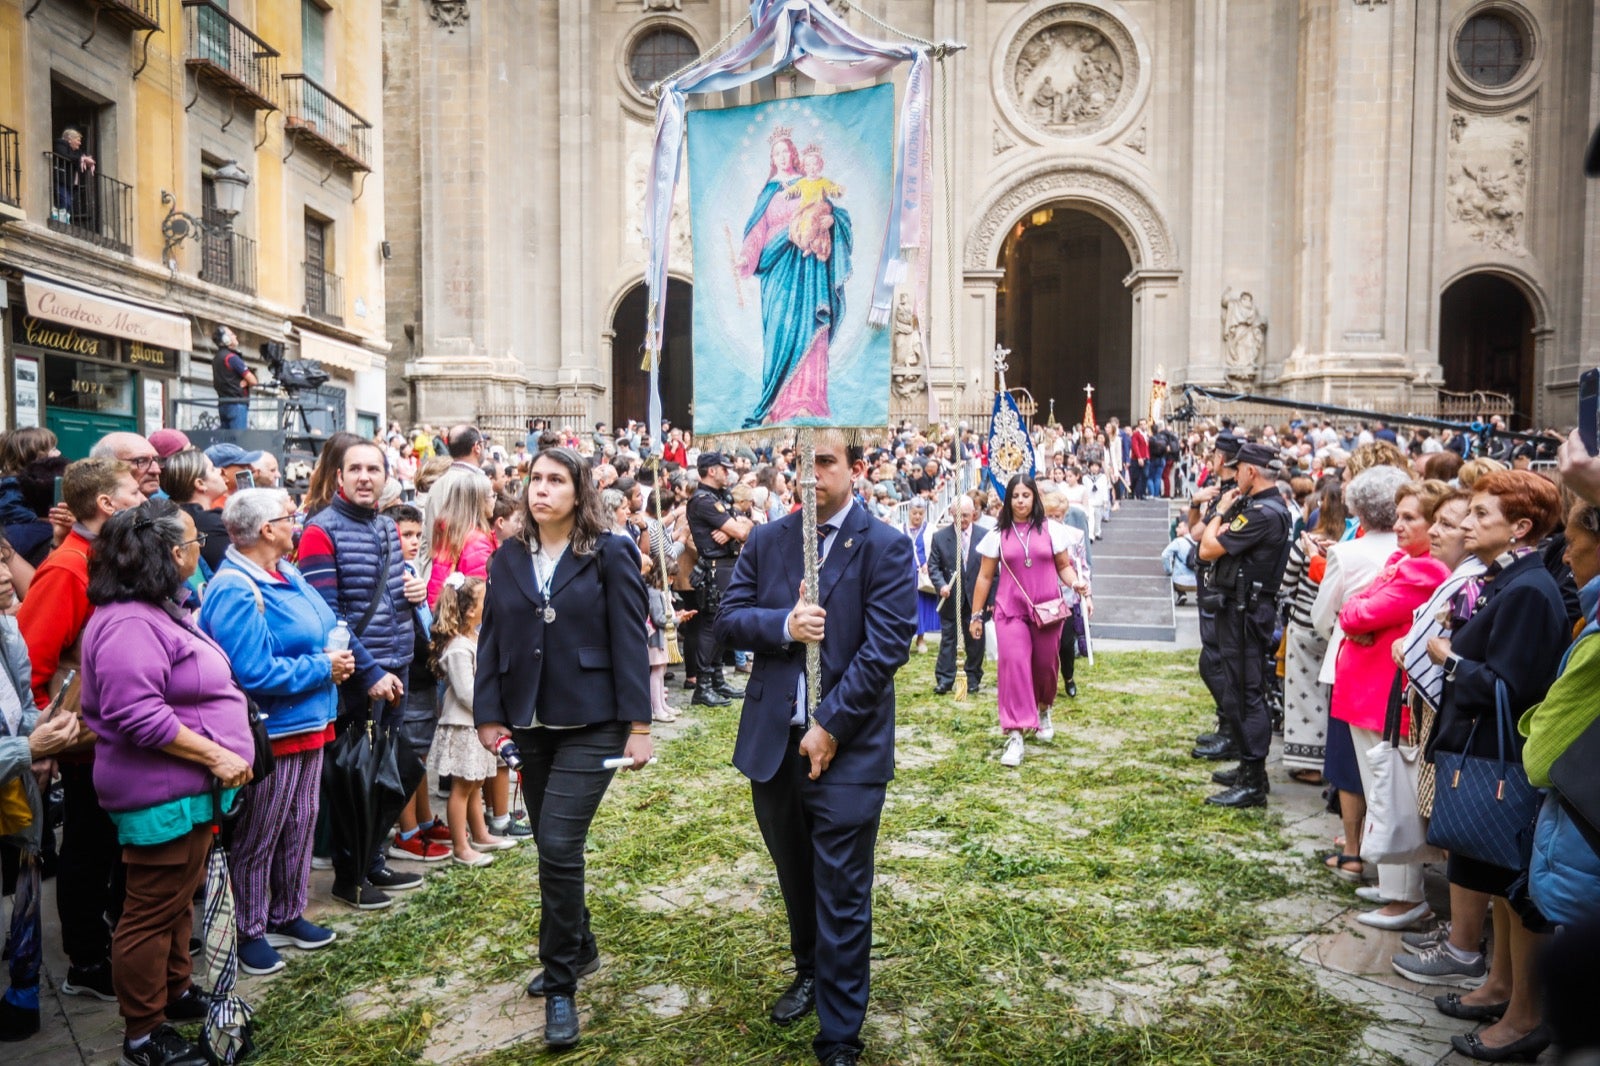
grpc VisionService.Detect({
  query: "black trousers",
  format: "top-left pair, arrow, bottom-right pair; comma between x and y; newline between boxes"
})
515,720 -> 629,995
673,589 -> 701,680
1058,611 -> 1078,684
57,760 -> 124,967
696,560 -> 737,678
1216,600 -> 1276,761
1196,608 -> 1228,723
751,729 -> 885,1061
1130,460 -> 1148,499
934,607 -> 984,689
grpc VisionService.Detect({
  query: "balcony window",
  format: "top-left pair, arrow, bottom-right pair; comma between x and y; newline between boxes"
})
282,74 -> 371,172
0,124 -> 19,210
183,0 -> 280,112
303,215 -> 341,324
45,150 -> 133,253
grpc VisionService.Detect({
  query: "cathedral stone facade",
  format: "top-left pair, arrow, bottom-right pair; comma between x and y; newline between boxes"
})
383,0 -> 1597,432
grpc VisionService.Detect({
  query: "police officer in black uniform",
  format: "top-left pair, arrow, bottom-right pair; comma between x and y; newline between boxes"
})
1185,431 -> 1241,761
1196,442 -> 1293,808
688,452 -> 753,707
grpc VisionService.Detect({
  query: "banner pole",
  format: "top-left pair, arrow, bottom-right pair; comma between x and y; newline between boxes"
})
799,428 -> 821,725
952,427 -> 967,702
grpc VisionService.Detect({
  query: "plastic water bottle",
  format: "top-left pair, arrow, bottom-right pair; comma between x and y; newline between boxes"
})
326,620 -> 351,653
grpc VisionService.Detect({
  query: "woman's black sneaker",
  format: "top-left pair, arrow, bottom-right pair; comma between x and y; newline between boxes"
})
120,1023 -> 209,1066
63,961 -> 117,1001
367,865 -> 422,891
331,882 -> 394,910
164,986 -> 210,1022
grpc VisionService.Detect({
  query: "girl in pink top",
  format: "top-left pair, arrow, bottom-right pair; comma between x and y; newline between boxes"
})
426,469 -> 496,609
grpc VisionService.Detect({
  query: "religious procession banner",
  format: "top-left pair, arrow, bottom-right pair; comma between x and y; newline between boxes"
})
987,388 -> 1035,495
686,85 -> 895,436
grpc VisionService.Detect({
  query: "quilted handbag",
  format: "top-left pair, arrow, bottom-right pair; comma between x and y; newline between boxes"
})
1427,680 -> 1542,871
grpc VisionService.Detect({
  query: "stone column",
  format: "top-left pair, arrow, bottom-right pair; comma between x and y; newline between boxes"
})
1127,269 -> 1181,420
960,269 -> 1003,421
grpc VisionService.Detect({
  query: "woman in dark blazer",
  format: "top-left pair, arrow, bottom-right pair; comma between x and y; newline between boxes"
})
474,447 -> 650,1051
1409,470 -> 1567,1063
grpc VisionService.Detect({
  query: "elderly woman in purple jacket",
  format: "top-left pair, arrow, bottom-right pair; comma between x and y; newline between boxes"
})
80,499 -> 254,1066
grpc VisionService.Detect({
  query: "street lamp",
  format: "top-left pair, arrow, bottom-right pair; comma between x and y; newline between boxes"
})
160,160 -> 251,270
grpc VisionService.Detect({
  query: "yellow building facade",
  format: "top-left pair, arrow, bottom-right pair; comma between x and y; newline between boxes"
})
0,0 -> 388,459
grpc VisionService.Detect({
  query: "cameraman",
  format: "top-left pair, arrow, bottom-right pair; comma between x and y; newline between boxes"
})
212,326 -> 258,430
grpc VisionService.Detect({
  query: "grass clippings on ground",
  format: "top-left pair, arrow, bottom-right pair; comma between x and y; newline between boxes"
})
244,650 -> 1373,1065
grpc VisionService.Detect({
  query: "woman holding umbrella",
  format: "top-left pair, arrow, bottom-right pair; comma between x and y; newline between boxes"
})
475,448 -> 651,1051
79,501 -> 255,1066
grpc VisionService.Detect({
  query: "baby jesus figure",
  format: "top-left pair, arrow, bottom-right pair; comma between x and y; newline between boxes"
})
786,145 -> 845,261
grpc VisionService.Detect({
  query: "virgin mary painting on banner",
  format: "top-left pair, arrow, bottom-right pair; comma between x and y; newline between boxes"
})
687,85 -> 894,436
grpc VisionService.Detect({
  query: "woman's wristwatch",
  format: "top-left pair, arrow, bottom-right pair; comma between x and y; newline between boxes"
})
1443,652 -> 1463,681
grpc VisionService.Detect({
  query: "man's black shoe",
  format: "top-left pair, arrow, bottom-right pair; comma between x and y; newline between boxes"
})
820,1051 -> 860,1066
121,1023 -> 209,1066
165,985 -> 211,1021
770,974 -> 815,1026
544,994 -> 580,1049
712,670 -> 745,699
1190,735 -> 1239,761
367,865 -> 422,891
0,996 -> 39,1042
1206,761 -> 1269,809
1193,731 -> 1223,747
62,960 -> 116,1001
1065,679 -> 1078,698
526,954 -> 601,997
1211,764 -> 1271,792
692,683 -> 731,707
933,684 -> 952,695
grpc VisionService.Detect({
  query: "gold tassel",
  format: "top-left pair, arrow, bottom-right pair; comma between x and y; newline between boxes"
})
953,674 -> 968,701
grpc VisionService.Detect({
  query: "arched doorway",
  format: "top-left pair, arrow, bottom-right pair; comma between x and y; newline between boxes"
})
1439,274 -> 1535,428
610,279 -> 694,432
996,206 -> 1134,426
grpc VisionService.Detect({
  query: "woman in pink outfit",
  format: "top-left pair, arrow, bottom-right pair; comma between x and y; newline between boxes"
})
969,474 -> 1085,767
1335,475 -> 1452,929
426,467 -> 496,609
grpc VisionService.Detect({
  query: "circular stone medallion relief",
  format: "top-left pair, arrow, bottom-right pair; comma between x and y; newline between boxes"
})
1001,5 -> 1141,143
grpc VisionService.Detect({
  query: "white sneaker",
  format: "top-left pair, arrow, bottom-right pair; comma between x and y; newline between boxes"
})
310,856 -> 333,871
1000,731 -> 1025,767
1036,710 -> 1055,743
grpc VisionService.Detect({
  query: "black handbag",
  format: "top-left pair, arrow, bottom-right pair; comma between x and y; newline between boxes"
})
1427,680 -> 1541,870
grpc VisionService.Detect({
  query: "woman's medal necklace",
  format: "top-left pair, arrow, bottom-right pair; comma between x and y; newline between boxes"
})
537,542 -> 567,622
1019,527 -> 1034,568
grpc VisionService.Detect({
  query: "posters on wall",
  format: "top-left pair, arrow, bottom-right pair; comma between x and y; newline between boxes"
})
12,356 -> 39,429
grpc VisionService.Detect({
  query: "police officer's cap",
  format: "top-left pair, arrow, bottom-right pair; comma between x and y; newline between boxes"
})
1214,432 -> 1243,458
1225,442 -> 1277,470
696,451 -> 736,474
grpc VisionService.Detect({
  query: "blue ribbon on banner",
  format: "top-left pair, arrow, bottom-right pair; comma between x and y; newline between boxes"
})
640,0 -> 935,445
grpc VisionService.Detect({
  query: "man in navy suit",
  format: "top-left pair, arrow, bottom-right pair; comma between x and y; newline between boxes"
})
716,430 -> 916,1066
926,495 -> 989,695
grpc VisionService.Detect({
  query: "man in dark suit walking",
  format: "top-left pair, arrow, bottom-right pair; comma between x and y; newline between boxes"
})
716,430 -> 916,1066
926,496 -> 989,695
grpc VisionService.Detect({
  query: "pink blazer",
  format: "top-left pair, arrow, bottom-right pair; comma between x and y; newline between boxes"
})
1331,549 -> 1451,733
426,529 -> 496,609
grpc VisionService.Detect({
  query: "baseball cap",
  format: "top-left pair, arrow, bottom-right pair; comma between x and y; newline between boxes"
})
205,441 -> 265,468
696,451 -> 735,474
1225,442 -> 1277,470
148,429 -> 192,459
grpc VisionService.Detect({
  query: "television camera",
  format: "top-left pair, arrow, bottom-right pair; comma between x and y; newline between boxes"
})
259,342 -> 330,395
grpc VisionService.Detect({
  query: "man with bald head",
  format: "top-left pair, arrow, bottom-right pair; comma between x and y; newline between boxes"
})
89,431 -> 161,498
927,497 -> 990,695
445,424 -> 485,472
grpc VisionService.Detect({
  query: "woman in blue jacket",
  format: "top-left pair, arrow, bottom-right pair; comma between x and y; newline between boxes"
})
200,489 -> 357,976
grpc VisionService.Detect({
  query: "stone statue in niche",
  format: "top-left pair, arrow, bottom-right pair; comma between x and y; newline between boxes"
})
1221,288 -> 1265,384
1445,110 -> 1528,253
1014,25 -> 1123,131
891,292 -> 926,399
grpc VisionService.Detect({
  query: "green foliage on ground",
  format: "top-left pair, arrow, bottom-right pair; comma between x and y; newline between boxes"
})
245,651 -> 1372,1065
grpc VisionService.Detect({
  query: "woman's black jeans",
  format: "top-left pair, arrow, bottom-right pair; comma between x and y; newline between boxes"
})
515,719 -> 630,995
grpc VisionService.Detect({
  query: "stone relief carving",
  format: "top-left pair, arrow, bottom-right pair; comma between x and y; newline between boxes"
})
964,162 -> 1175,271
425,0 -> 468,31
642,0 -> 682,9
625,130 -> 691,267
1015,26 -> 1123,129
1353,0 -> 1388,8
1446,110 -> 1529,254
1001,5 -> 1140,142
992,127 -> 1016,156
1221,288 -> 1265,384
891,292 -> 926,399
1125,122 -> 1147,154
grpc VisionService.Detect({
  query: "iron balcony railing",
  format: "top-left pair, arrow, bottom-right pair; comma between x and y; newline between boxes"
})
282,74 -> 371,172
183,0 -> 280,112
93,0 -> 161,32
45,151 -> 133,253
303,260 -> 343,325
0,124 -> 19,209
199,207 -> 257,294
